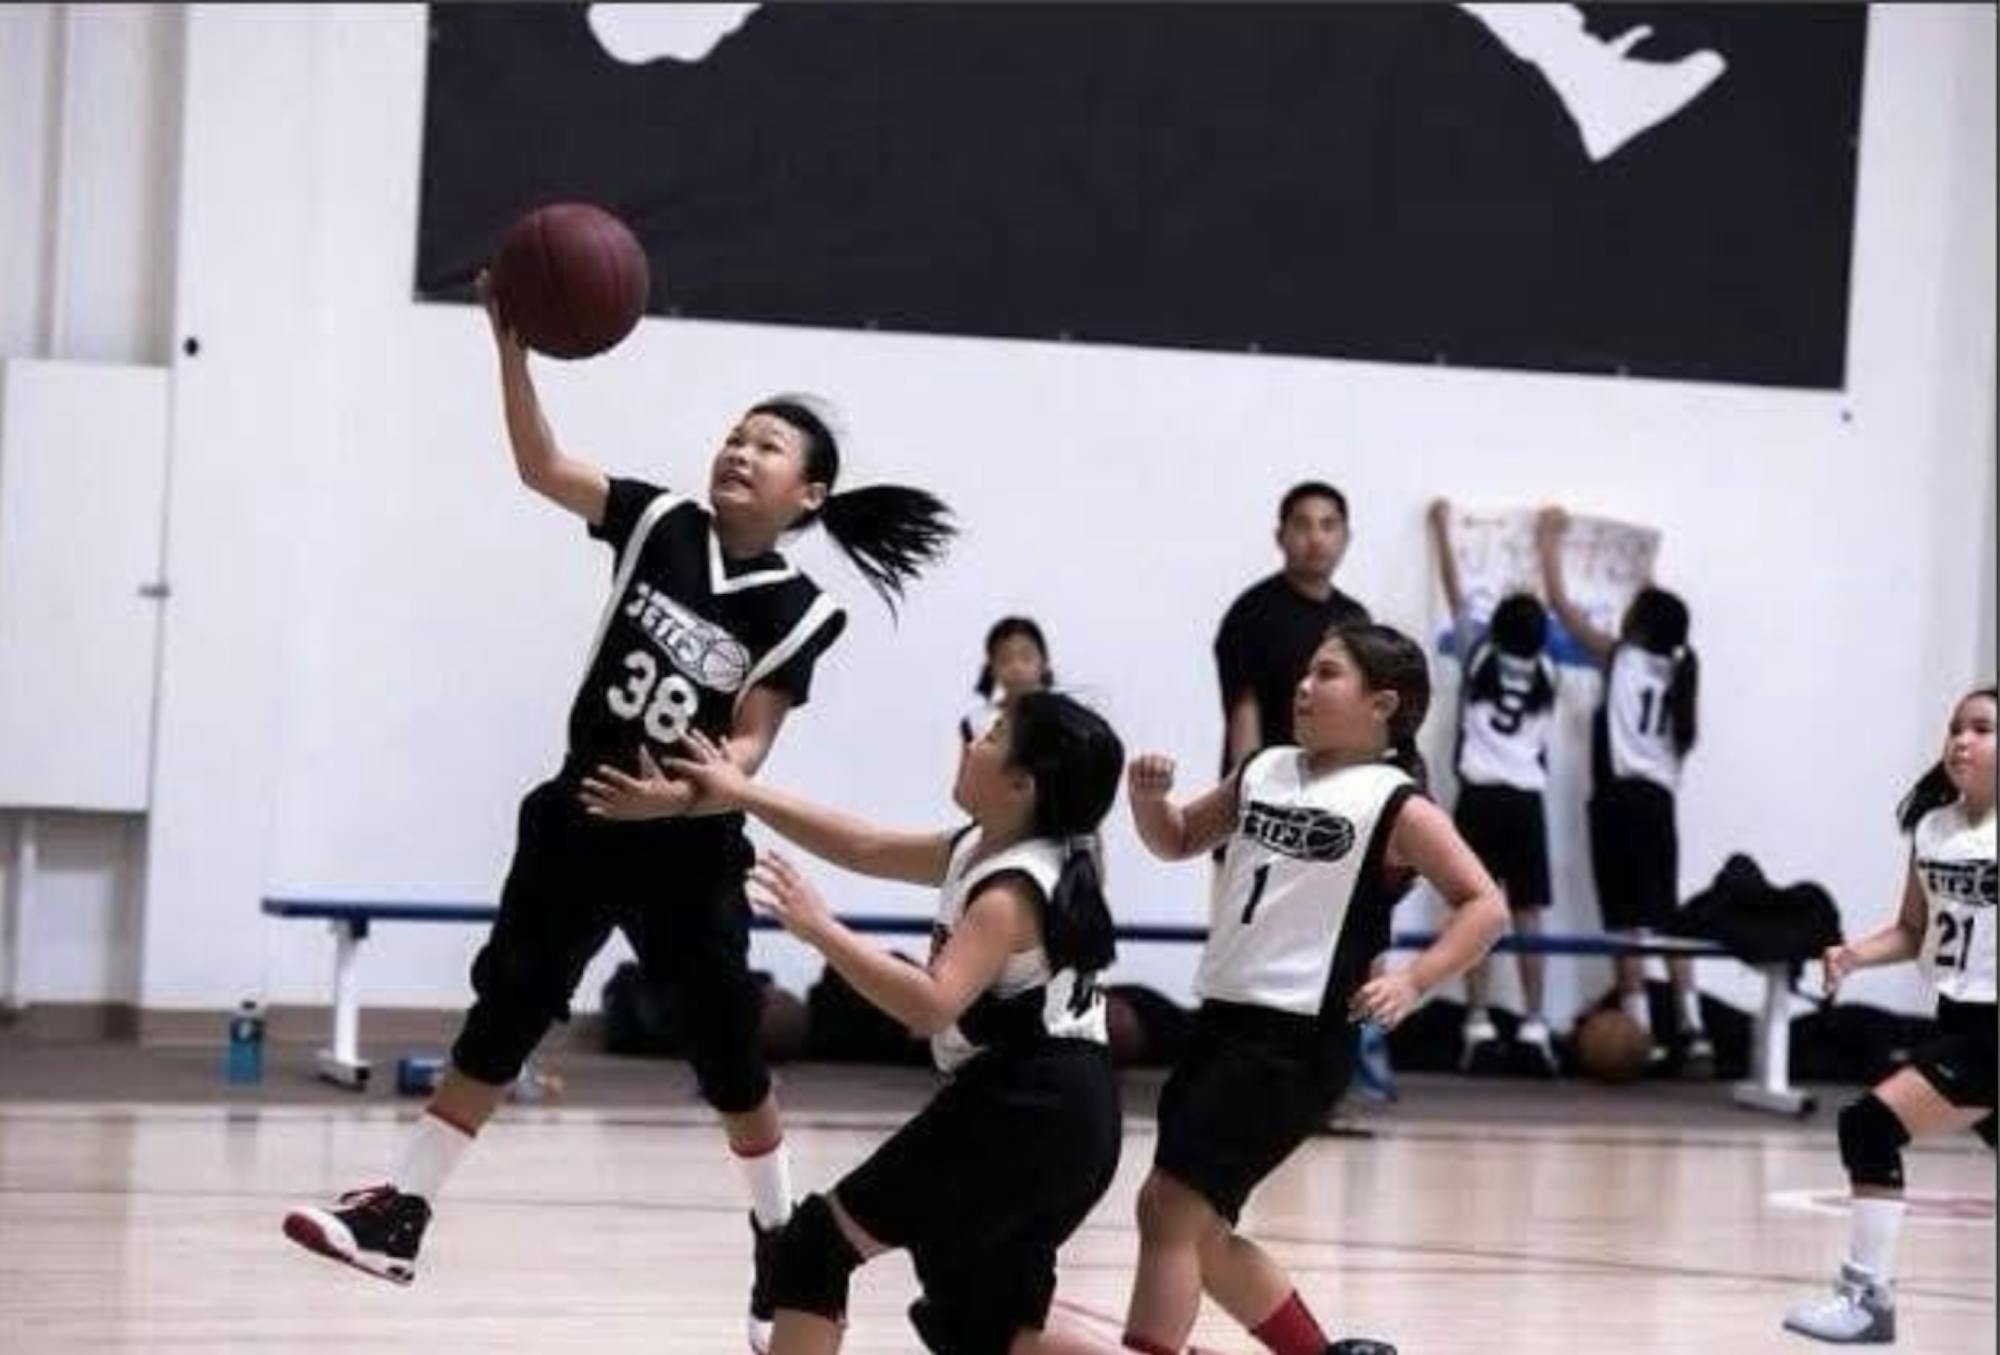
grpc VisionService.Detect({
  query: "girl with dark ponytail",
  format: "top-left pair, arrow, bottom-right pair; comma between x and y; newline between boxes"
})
960,615 -> 1057,744
660,692 -> 1130,1355
284,292 -> 953,1352
1120,621 -> 1506,1355
1537,506 -> 1708,1070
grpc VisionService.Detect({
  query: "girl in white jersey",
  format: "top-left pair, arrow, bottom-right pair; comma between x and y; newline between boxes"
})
1538,507 -> 1710,1068
1784,686 -> 1997,1346
1430,501 -> 1561,1072
1120,623 -> 1507,1355
962,616 -> 1058,743
667,690 -> 1128,1355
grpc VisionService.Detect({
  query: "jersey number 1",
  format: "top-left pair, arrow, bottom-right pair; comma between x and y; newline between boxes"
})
1241,863 -> 1272,925
607,650 -> 699,743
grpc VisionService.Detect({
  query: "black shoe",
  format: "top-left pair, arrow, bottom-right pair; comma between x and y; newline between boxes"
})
283,1184 -> 431,1285
1328,1340 -> 1399,1355
748,1213 -> 784,1352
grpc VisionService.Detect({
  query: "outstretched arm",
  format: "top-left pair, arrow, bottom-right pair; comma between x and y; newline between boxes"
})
1427,498 -> 1470,657
751,852 -> 1026,1035
479,270 -> 610,525
1535,506 -> 1616,661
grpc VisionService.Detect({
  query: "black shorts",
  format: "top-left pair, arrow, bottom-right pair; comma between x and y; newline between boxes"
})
1154,1001 -> 1352,1226
452,778 -> 767,1111
1588,777 -> 1679,932
1454,783 -> 1551,910
1910,998 -> 1997,1110
838,1041 -> 1122,1355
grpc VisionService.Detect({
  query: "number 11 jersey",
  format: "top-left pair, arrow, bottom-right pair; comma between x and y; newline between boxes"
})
566,478 -> 846,777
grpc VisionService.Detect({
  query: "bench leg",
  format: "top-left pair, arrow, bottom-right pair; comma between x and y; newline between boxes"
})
1731,961 -> 1814,1117
315,918 -> 371,1090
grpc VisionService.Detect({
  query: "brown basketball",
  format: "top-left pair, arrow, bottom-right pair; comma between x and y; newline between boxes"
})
1573,1008 -> 1652,1084
491,202 -> 651,359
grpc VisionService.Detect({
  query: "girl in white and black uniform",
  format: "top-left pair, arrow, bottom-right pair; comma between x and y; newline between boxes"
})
1538,508 -> 1709,1066
284,277 -> 953,1353
1785,686 -> 1996,1346
960,615 -> 1057,744
668,690 -> 1127,1355
1121,623 -> 1508,1355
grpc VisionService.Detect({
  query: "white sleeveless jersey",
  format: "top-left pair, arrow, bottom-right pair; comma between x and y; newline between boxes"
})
1196,752 -> 1414,1018
1457,643 -> 1556,792
1603,645 -> 1684,791
930,829 -> 1107,1072
1913,803 -> 1997,1005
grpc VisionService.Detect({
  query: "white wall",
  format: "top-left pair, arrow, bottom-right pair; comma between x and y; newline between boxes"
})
15,4 -> 1996,1026
0,4 -> 181,1008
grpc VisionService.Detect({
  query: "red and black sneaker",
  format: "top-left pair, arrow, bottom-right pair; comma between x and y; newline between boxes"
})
282,1184 -> 432,1285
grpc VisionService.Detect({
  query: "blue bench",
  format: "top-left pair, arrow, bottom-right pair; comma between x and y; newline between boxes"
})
261,897 -> 1809,1115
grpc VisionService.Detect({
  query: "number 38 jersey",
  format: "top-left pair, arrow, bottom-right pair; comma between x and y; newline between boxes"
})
565,478 -> 846,778
1196,751 -> 1415,1020
1913,802 -> 1997,1005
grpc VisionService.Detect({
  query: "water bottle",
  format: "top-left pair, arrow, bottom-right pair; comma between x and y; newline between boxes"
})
225,1000 -> 265,1085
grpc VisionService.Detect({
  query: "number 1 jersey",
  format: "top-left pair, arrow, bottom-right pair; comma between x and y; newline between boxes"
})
566,478 -> 846,777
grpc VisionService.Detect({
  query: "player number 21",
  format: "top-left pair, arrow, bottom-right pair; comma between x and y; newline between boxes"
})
607,650 -> 699,742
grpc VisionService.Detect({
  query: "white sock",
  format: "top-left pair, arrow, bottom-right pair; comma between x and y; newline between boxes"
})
734,1139 -> 792,1229
1848,1198 -> 1905,1282
1621,989 -> 1652,1036
1677,987 -> 1705,1035
393,1110 -> 475,1202
1465,1005 -> 1490,1028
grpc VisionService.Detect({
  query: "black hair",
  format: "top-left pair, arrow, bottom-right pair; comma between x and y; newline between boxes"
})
1005,690 -> 1126,974
1897,685 -> 1998,833
1327,621 -> 1431,791
974,616 -> 1055,698
750,398 -> 955,612
1278,480 -> 1349,527
1621,586 -> 1698,756
1466,593 -> 1555,714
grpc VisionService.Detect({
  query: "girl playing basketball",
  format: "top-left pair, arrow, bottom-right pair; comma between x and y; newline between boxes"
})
1783,686 -> 1996,1345
666,690 -> 1129,1355
1119,622 -> 1508,1355
283,274 -> 953,1354
1537,506 -> 1709,1070
962,615 -> 1058,743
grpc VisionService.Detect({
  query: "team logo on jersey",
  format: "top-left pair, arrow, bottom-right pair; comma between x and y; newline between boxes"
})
1920,857 -> 1998,908
622,582 -> 753,691
1241,801 -> 1356,862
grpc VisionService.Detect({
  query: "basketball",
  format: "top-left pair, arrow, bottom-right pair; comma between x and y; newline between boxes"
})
491,202 -> 651,359
1573,1009 -> 1653,1084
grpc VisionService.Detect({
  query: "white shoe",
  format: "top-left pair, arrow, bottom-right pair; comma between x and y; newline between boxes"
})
1783,1263 -> 1896,1344
1460,1013 -> 1501,1072
1516,1018 -> 1559,1076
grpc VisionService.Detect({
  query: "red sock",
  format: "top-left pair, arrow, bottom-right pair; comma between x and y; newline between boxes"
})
1122,1336 -> 1178,1354
1251,1290 -> 1328,1355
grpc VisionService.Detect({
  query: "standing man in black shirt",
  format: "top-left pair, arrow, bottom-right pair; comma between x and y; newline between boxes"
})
1214,482 -> 1371,777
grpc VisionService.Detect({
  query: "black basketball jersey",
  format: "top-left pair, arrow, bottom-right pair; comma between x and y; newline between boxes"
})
564,478 -> 846,776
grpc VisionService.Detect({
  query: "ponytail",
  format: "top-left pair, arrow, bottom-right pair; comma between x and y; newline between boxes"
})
1044,838 -> 1116,974
751,396 -> 956,613
1666,646 -> 1699,757
1388,729 -> 1430,794
817,485 -> 956,611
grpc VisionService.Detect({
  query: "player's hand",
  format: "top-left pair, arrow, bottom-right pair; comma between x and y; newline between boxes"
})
658,728 -> 752,809
1127,753 -> 1176,801
474,268 -> 523,353
1821,943 -> 1861,996
578,746 -> 694,821
1535,505 -> 1569,549
747,849 -> 834,944
1350,971 -> 1422,1030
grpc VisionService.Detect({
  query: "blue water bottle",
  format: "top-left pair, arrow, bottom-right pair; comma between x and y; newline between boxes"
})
226,1000 -> 265,1085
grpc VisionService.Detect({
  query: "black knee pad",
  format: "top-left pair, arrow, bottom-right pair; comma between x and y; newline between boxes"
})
769,1195 -> 861,1321
1838,1094 -> 1910,1190
690,1043 -> 772,1117
1975,1112 -> 1997,1150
